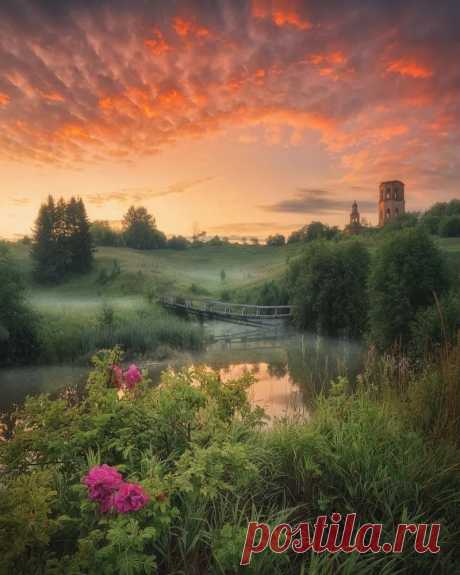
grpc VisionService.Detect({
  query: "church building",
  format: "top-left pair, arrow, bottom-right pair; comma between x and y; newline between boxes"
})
378,180 -> 405,226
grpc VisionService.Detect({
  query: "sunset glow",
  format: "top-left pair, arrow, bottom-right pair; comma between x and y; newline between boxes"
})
1,0 -> 459,239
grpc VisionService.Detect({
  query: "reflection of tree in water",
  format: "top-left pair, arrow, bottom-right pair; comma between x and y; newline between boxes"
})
286,335 -> 364,406
267,359 -> 288,379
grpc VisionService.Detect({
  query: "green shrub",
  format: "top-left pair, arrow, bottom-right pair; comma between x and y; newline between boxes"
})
0,243 -> 41,365
287,240 -> 370,337
369,228 -> 449,351
1,348 -> 459,573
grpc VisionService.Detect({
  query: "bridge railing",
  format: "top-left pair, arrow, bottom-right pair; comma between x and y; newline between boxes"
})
159,296 -> 293,319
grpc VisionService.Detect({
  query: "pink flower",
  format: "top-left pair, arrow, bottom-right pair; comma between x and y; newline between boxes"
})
83,464 -> 123,512
112,365 -> 123,388
124,364 -> 143,389
113,482 -> 150,513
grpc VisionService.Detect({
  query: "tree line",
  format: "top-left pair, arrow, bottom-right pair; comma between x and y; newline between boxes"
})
271,227 -> 458,354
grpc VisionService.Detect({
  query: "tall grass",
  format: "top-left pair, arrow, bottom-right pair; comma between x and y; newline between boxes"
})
37,305 -> 206,363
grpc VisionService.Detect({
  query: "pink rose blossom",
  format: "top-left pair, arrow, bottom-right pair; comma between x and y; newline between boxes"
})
124,364 -> 143,389
113,482 -> 150,513
83,464 -> 123,513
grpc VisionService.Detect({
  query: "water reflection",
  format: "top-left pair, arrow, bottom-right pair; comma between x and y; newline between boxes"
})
218,362 -> 307,420
0,332 -> 364,423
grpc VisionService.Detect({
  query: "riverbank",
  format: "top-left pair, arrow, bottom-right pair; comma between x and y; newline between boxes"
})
0,331 -> 364,415
33,304 -> 206,364
1,345 -> 459,574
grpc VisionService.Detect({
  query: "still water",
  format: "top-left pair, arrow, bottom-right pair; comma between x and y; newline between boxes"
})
0,323 -> 364,420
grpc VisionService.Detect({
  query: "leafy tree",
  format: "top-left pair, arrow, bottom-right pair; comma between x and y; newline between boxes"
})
439,215 -> 460,237
208,235 -> 225,246
256,280 -> 288,306
369,228 -> 449,351
90,220 -> 122,246
381,212 -> 419,233
425,201 -> 449,218
123,206 -> 166,250
167,235 -> 189,250
287,240 -> 370,337
287,221 -> 340,243
0,243 -> 41,364
192,231 -> 207,247
420,214 -> 441,235
266,234 -> 285,247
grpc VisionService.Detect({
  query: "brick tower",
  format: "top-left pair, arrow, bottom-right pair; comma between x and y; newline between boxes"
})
378,180 -> 405,226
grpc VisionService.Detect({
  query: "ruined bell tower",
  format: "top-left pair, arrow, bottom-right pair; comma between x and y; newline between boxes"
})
378,180 -> 405,226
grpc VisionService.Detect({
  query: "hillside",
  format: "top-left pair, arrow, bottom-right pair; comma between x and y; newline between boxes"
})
8,242 -> 300,312
8,237 -> 460,313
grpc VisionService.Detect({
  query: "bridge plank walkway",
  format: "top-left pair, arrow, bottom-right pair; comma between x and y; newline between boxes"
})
159,296 -> 293,325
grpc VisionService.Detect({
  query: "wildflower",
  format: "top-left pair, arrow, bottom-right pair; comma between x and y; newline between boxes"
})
124,364 -> 143,389
83,464 -> 123,512
112,365 -> 123,388
113,482 -> 150,513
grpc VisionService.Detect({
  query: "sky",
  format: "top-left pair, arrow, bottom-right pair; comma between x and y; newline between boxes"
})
1,0 -> 460,239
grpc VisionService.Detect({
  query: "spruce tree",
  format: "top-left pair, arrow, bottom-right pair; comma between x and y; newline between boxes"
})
66,197 -> 93,273
31,195 -> 93,282
31,195 -> 59,282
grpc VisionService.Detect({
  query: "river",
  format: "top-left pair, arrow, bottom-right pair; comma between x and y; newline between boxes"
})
0,322 -> 364,421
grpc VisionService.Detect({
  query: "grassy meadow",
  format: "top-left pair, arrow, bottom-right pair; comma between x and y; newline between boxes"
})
9,242 -> 299,305
4,236 -> 460,364
9,237 -> 460,309
4,241 -> 299,363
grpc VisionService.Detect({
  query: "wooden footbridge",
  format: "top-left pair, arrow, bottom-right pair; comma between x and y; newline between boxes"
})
159,296 -> 293,326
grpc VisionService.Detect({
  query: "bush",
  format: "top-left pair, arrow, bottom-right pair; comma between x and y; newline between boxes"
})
90,221 -> 122,247
287,240 -> 370,337
410,291 -> 460,357
369,228 -> 449,351
1,351 -> 459,573
266,234 -> 285,247
0,243 -> 41,365
167,235 -> 189,250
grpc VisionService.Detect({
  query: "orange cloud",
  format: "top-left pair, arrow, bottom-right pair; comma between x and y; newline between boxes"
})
252,0 -> 312,30
307,51 -> 348,78
272,9 -> 311,30
386,58 -> 432,79
173,17 -> 210,39
371,123 -> 409,141
58,123 -> 92,141
0,92 -> 10,106
309,51 -> 346,66
40,90 -> 64,102
99,85 -> 187,119
145,28 -> 172,55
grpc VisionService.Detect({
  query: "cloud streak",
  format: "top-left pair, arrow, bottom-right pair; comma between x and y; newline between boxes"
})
85,176 -> 214,206
263,189 -> 376,214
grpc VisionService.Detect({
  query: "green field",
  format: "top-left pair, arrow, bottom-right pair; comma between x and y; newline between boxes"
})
9,242 -> 301,312
7,237 -> 460,314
